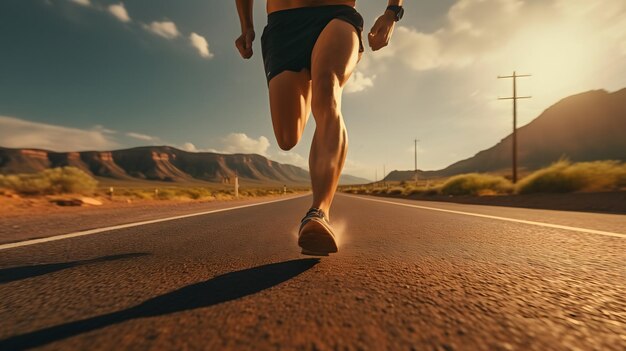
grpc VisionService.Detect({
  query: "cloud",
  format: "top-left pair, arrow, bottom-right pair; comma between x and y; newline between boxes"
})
272,151 -> 308,168
180,134 -> 270,155
180,139 -> 308,168
181,142 -> 199,152
380,0 -> 626,72
177,142 -> 219,153
93,125 -> 117,134
0,116 -> 118,151
381,0 -> 523,71
345,70 -> 375,93
221,133 -> 270,156
126,132 -> 157,141
144,21 -> 180,39
189,32 -> 214,59
108,3 -> 131,23
69,0 -> 91,7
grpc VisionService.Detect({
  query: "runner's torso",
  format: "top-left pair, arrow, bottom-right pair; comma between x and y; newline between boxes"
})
267,0 -> 356,14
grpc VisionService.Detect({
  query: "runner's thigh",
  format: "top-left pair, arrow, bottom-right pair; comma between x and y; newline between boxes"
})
268,70 -> 312,146
311,19 -> 360,89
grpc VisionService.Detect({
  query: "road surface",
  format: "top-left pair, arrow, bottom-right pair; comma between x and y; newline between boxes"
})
1,194 -> 624,350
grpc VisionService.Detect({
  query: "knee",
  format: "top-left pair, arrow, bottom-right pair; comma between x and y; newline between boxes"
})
311,72 -> 340,119
276,132 -> 298,151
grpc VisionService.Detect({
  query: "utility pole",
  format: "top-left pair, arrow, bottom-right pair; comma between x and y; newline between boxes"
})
414,138 -> 420,185
383,164 -> 386,188
234,170 -> 239,198
498,71 -> 531,183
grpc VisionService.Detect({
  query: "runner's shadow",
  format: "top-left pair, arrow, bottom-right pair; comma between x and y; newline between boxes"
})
0,258 -> 319,350
0,253 -> 150,284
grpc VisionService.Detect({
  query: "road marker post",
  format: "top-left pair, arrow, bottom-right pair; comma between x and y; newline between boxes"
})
235,173 -> 239,199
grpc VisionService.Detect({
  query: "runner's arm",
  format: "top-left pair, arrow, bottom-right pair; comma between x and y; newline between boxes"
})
368,0 -> 404,51
235,0 -> 255,59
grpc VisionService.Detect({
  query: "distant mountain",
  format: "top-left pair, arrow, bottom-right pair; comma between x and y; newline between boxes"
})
386,88 -> 626,181
339,173 -> 371,185
0,145 -> 367,186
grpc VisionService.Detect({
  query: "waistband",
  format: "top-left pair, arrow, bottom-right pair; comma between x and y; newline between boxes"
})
267,4 -> 357,20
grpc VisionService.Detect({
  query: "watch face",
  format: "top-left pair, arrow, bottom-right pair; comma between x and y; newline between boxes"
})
397,8 -> 404,20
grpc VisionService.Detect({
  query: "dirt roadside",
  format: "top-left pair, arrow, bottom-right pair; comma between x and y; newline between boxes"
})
359,191 -> 626,215
0,194 -> 307,245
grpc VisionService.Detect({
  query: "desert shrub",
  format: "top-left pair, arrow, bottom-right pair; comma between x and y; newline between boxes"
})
182,188 -> 212,200
342,187 -> 357,194
119,188 -> 153,200
246,188 -> 268,197
440,173 -> 513,196
386,187 -> 404,195
0,174 -> 50,194
213,191 -> 234,201
401,186 -> 424,196
0,167 -> 97,195
46,167 -> 98,194
516,160 -> 626,194
156,189 -> 177,200
401,186 -> 416,196
345,187 -> 369,194
423,187 -> 440,196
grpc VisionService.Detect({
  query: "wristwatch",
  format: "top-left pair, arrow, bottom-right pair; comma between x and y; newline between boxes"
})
386,5 -> 404,22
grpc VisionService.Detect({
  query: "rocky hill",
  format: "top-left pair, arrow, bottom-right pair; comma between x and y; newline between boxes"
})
0,146 -> 369,185
386,88 -> 626,181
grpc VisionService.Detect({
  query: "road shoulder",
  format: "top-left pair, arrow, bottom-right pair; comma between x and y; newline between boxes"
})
340,193 -> 626,236
0,194 -> 308,245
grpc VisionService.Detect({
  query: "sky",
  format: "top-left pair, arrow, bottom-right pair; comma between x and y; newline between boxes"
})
1,0 -> 625,180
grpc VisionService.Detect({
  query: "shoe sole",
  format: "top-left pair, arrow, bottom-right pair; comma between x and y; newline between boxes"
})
300,249 -> 330,256
298,218 -> 338,255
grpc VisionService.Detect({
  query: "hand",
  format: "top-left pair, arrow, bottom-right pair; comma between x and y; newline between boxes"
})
235,29 -> 255,59
368,11 -> 395,51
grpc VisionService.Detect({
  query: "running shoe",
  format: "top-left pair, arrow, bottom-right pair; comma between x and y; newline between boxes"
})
298,208 -> 338,256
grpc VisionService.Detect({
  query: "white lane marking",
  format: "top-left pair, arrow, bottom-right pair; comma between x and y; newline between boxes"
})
344,194 -> 626,239
0,195 -> 309,251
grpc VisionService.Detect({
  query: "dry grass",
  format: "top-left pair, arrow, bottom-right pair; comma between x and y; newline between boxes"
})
99,185 -> 306,202
515,160 -> 626,194
385,187 -> 404,195
341,183 -> 441,196
341,160 -> 625,197
0,167 -> 308,201
402,185 -> 439,196
0,167 -> 98,195
440,173 -> 513,196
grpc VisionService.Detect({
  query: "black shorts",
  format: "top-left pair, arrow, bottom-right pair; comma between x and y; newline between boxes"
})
261,5 -> 364,83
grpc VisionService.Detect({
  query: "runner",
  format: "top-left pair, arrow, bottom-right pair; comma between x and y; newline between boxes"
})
235,0 -> 404,255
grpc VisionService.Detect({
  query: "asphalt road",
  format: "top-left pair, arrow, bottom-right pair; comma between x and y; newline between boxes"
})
1,194 -> 624,350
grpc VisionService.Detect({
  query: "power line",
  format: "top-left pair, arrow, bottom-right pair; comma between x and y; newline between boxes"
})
414,138 -> 420,184
498,71 -> 531,184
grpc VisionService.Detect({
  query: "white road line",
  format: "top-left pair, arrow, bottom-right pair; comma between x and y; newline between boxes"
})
345,194 -> 626,239
0,195 -> 309,251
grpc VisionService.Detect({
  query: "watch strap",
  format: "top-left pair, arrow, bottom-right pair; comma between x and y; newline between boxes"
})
386,5 -> 404,22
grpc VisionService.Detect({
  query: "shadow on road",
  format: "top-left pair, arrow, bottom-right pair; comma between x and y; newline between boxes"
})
0,253 -> 150,285
0,258 -> 319,349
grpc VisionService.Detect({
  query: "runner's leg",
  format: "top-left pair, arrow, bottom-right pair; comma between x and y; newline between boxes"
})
268,70 -> 312,150
310,19 -> 360,219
